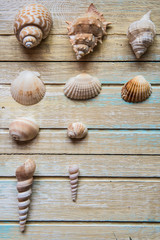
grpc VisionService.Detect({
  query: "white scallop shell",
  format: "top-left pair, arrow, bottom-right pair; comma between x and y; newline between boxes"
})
67,122 -> 88,139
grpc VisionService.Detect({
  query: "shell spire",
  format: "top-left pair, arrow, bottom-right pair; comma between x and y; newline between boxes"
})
16,159 -> 36,232
69,165 -> 79,202
66,3 -> 111,60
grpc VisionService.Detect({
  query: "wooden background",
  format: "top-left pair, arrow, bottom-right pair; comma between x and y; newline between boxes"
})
0,0 -> 160,239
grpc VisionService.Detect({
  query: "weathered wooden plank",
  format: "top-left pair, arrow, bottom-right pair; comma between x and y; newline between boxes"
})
0,0 -> 159,35
0,35 -> 159,61
0,62 -> 160,85
1,86 -> 160,129
1,179 -> 160,221
0,129 -> 159,154
1,155 -> 160,177
1,223 -> 160,240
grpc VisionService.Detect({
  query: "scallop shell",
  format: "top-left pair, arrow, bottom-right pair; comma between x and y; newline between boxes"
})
9,118 -> 39,141
64,73 -> 101,100
10,71 -> 46,106
68,165 -> 79,202
66,3 -> 111,60
127,11 -> 156,59
14,4 -> 52,48
16,159 -> 36,232
67,122 -> 88,139
121,75 -> 152,103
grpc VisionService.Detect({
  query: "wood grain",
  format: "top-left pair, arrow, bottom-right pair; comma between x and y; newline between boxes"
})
1,155 -> 160,177
0,62 -> 160,85
0,0 -> 159,35
0,35 -> 159,61
1,86 -> 160,129
0,129 -> 159,154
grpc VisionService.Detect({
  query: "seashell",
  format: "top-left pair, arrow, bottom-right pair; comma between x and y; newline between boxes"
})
121,75 -> 152,103
127,11 -> 156,59
16,159 -> 36,232
68,165 -> 79,202
14,4 -> 52,48
9,118 -> 39,141
66,3 -> 111,60
67,122 -> 88,139
10,71 -> 46,106
64,73 -> 101,100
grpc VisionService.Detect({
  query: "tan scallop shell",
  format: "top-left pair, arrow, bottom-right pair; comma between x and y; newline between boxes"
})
64,73 -> 101,100
14,4 -> 52,48
16,159 -> 36,232
67,122 -> 88,139
127,11 -> 156,59
68,165 -> 79,202
9,118 -> 39,141
10,71 -> 46,106
121,75 -> 152,103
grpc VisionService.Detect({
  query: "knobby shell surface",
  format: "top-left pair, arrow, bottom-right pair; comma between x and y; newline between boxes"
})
68,165 -> 79,202
67,122 -> 88,139
10,71 -> 46,106
9,118 -> 39,142
16,159 -> 36,232
121,75 -> 152,103
64,73 -> 101,100
14,4 -> 52,48
127,11 -> 156,59
66,3 -> 111,60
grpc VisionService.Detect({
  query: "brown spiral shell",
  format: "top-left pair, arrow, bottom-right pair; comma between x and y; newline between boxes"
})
68,165 -> 79,202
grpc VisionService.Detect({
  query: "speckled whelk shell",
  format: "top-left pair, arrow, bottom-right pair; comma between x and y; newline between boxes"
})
9,118 -> 39,141
14,4 -> 52,48
121,75 -> 152,103
64,73 -> 101,100
67,122 -> 88,139
66,3 -> 111,60
127,11 -> 156,59
16,159 -> 36,232
10,71 -> 46,106
68,165 -> 79,202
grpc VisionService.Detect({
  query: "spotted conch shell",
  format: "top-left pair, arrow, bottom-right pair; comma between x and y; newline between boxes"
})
68,165 -> 79,202
67,122 -> 88,139
16,159 -> 36,232
121,75 -> 152,103
66,3 -> 111,60
127,11 -> 156,59
14,4 -> 52,48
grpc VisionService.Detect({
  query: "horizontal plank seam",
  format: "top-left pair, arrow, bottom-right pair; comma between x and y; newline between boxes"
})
1,128 -> 160,131
0,153 -> 159,156
0,60 -> 160,63
1,33 -> 160,36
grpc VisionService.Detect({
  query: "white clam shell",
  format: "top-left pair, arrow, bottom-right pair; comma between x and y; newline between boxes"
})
67,122 -> 88,139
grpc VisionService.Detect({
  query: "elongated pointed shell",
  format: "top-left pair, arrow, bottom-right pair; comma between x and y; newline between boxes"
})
11,71 -> 46,106
16,159 -> 36,232
9,118 -> 39,141
66,3 -> 111,59
127,11 -> 156,59
64,73 -> 101,100
121,75 -> 152,103
69,165 -> 79,202
14,4 -> 52,48
67,122 -> 88,139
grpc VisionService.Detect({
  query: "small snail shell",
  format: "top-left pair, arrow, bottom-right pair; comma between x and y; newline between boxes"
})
9,118 -> 39,141
67,122 -> 88,139
68,165 -> 79,202
10,71 -> 46,106
14,4 -> 52,48
16,159 -> 36,232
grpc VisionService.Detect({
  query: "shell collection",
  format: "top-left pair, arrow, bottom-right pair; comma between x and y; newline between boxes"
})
16,159 -> 36,232
67,122 -> 88,139
68,165 -> 79,202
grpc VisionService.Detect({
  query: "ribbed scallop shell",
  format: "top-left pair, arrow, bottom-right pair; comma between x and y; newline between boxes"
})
67,122 -> 88,139
121,75 -> 152,103
14,4 -> 52,48
68,165 -> 79,202
10,71 -> 46,106
16,159 -> 36,232
66,3 -> 111,60
64,73 -> 101,100
9,118 -> 39,141
127,11 -> 156,59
